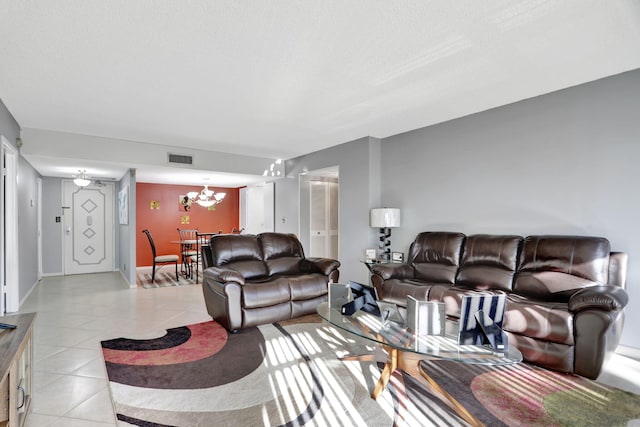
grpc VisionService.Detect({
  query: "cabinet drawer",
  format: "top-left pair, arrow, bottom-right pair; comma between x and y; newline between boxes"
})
0,374 -> 8,423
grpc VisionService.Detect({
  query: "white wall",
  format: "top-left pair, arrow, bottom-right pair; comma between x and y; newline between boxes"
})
41,178 -> 64,275
380,69 -> 640,348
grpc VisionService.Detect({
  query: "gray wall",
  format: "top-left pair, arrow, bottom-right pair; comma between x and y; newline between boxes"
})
117,169 -> 137,286
41,178 -> 64,274
275,137 -> 382,284
380,69 -> 640,348
274,68 -> 639,350
0,98 -> 40,304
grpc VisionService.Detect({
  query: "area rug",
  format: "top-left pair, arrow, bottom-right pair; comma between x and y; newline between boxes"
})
135,266 -> 202,288
101,315 -> 640,426
416,360 -> 640,427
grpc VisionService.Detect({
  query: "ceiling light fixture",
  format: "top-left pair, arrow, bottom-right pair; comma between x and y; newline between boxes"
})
73,170 -> 91,187
187,184 -> 226,208
263,159 -> 283,177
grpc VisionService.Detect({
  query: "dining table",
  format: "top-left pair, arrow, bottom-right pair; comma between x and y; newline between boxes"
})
171,232 -> 220,281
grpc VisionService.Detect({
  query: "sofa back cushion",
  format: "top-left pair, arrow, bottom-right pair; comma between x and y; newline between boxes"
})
408,232 -> 465,284
259,233 -> 305,276
456,234 -> 523,291
209,234 -> 267,279
514,235 -> 611,301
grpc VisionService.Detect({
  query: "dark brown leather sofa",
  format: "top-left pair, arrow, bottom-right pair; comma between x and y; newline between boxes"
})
369,232 -> 629,379
201,232 -> 340,332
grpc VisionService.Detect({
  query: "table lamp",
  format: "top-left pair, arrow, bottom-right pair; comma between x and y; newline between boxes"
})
370,208 -> 401,261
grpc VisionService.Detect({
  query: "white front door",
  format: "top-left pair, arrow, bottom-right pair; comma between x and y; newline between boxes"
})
63,181 -> 115,275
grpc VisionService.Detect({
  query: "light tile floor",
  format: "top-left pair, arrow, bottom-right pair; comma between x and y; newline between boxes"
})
18,272 -> 210,426
14,272 -> 640,426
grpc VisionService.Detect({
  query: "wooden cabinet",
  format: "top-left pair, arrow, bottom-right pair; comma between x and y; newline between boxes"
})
0,313 -> 35,427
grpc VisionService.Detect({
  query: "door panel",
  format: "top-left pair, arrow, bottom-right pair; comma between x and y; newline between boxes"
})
63,181 -> 114,274
309,181 -> 339,259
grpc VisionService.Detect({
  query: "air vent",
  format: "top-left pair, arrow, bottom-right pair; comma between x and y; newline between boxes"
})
168,153 -> 193,165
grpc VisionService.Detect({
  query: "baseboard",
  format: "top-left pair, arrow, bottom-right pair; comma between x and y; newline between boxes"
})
616,345 -> 640,362
118,269 -> 136,288
17,277 -> 41,312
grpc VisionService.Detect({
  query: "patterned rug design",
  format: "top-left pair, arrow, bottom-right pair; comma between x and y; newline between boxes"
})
135,266 -> 202,288
101,316 -> 640,427
417,360 -> 640,427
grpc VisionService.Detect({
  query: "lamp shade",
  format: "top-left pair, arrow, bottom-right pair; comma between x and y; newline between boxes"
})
370,208 -> 401,228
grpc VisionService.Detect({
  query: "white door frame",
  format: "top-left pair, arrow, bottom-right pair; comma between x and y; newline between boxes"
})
62,180 -> 115,275
37,178 -> 43,280
1,135 -> 19,313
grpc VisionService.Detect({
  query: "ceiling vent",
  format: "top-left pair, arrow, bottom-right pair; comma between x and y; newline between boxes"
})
168,153 -> 193,165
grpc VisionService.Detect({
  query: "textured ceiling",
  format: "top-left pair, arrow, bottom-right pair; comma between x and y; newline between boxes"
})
1,1 -> 640,183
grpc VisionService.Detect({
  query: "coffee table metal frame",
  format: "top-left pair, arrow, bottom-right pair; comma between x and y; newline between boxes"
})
316,302 -> 522,427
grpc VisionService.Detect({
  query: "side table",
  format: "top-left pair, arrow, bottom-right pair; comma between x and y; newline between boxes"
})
0,312 -> 35,427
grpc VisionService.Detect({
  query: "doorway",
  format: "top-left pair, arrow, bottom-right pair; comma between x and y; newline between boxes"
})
1,136 -> 19,314
62,180 -> 115,274
239,182 -> 275,234
299,166 -> 339,259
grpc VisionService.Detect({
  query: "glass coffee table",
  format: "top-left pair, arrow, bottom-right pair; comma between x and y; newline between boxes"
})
316,302 -> 522,427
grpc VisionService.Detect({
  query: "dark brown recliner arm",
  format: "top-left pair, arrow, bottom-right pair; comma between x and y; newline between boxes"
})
568,285 -> 629,313
301,258 -> 341,276
369,263 -> 415,280
203,266 -> 245,285
202,268 -> 244,332
570,285 -> 628,379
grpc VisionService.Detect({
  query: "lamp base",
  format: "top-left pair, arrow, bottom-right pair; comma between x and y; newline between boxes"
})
378,227 -> 392,261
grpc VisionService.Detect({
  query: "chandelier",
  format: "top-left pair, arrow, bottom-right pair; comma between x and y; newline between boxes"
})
187,185 -> 226,208
73,170 -> 91,187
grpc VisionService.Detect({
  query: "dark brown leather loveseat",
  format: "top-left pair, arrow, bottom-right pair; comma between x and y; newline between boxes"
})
369,232 -> 629,379
201,232 -> 340,332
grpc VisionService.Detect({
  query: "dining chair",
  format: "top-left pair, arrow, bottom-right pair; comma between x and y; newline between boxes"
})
190,231 -> 220,283
141,229 -> 179,283
177,228 -> 199,278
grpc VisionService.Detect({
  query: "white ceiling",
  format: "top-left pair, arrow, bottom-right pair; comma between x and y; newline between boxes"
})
1,1 -> 639,185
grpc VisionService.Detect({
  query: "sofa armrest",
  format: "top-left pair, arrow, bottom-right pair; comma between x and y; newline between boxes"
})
301,257 -> 341,276
203,266 -> 245,285
568,285 -> 629,313
202,269 -> 243,332
369,263 -> 414,280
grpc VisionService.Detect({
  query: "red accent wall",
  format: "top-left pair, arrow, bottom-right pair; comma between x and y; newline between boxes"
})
136,183 -> 239,267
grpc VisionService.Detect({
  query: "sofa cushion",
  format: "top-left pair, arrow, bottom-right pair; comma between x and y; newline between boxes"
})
515,271 -> 601,302
408,232 -> 465,284
209,234 -> 267,279
259,233 -> 305,275
288,274 -> 328,301
514,236 -> 610,301
504,294 -> 574,345
243,278 -> 291,308
259,232 -> 305,258
242,302 -> 292,328
456,234 -> 523,291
